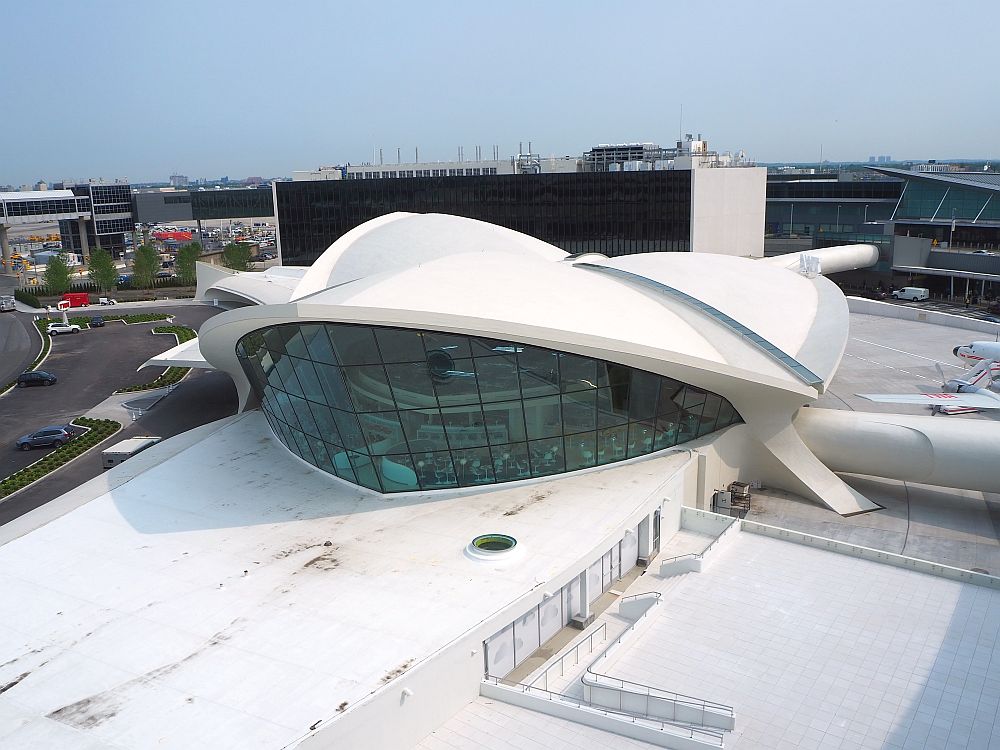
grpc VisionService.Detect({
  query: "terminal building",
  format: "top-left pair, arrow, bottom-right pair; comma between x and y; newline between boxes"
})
3,213 -> 1000,749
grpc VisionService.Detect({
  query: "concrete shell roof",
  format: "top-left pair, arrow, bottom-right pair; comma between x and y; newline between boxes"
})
203,213 -> 847,396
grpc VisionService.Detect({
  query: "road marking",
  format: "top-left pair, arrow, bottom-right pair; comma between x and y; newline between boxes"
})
843,353 -> 931,380
850,338 -> 963,369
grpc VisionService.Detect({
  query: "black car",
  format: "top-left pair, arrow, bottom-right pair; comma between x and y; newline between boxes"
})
90,316 -> 106,327
16,371 -> 57,388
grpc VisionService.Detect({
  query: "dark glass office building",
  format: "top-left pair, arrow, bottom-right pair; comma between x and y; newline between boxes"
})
275,171 -> 693,265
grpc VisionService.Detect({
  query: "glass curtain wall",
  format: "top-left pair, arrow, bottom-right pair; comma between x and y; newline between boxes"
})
236,323 -> 742,493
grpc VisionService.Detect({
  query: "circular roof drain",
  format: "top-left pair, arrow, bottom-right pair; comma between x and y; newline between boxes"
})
466,533 -> 519,561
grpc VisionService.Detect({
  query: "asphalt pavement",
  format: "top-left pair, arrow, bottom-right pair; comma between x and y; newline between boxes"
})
0,304 -> 225,498
0,311 -> 36,386
0,369 -> 237,526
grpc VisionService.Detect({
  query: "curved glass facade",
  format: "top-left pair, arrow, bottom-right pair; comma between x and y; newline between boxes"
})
235,323 -> 742,493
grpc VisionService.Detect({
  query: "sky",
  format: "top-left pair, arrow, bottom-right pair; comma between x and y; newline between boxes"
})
4,0 -> 999,185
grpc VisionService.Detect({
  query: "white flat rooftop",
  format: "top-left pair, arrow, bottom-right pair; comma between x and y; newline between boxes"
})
0,412 -> 686,749
597,531 -> 1000,750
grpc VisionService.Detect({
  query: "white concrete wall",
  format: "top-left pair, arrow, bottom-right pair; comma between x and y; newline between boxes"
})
690,167 -> 766,258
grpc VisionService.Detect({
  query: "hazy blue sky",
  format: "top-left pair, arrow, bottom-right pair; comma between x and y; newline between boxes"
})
5,0 -> 998,185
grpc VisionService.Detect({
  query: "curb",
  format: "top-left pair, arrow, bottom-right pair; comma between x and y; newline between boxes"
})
114,327 -> 197,395
0,319 -> 51,399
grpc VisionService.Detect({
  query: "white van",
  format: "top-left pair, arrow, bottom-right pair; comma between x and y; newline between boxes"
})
892,287 -> 930,301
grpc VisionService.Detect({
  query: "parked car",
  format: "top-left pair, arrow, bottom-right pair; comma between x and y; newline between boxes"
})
47,322 -> 81,335
155,271 -> 175,279
16,371 -> 57,388
891,287 -> 930,302
89,316 -> 105,327
99,297 -> 117,306
15,425 -> 75,451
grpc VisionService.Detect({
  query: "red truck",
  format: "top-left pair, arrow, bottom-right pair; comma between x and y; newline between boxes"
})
61,292 -> 91,308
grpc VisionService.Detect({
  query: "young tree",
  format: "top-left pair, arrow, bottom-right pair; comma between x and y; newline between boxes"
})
176,242 -> 201,286
221,242 -> 254,272
133,244 -> 159,289
88,248 -> 118,293
44,253 -> 72,295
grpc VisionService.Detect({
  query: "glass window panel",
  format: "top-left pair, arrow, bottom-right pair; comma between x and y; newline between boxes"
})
301,324 -> 338,365
342,365 -> 393,412
518,346 -> 560,396
528,437 -> 565,477
423,331 -> 471,359
332,409 -> 367,453
308,437 -> 336,475
628,422 -> 655,457
400,408 -> 449,452
328,325 -> 382,365
263,327 -> 289,354
559,354 -> 598,393
491,442 -> 531,480
471,337 -> 520,358
358,412 -> 406,455
416,450 -> 457,489
290,394 -> 319,437
562,389 -> 597,433
314,362 -> 354,410
385,362 -> 437,409
596,387 -> 628,428
329,446 -> 358,483
431,357 -> 480,405
283,328 -> 310,359
271,390 -> 301,430
258,347 -> 275,377
452,446 -> 496,486
628,370 -> 659,421
474,356 -> 520,403
289,428 -> 317,465
698,394 -> 723,437
657,379 -> 685,418
291,358 -> 326,404
481,400 -> 526,444
275,356 -> 304,398
523,395 -> 563,440
348,451 -> 381,491
565,432 -> 597,471
597,425 -> 628,464
716,400 -> 737,428
379,453 -> 419,492
440,404 -> 488,448
308,402 -> 342,445
374,328 -> 426,363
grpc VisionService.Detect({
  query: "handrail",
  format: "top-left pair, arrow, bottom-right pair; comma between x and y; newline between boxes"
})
483,675 -> 725,745
527,621 -> 607,690
618,590 -> 662,604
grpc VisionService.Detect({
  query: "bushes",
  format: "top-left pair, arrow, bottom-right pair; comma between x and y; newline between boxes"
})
115,326 -> 197,393
0,417 -> 121,499
14,289 -> 41,308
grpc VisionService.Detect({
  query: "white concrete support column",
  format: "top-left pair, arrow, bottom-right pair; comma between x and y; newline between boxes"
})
0,225 -> 10,271
77,218 -> 90,263
570,570 -> 593,629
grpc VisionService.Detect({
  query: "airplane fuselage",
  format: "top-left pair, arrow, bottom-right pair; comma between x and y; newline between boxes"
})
955,341 -> 1000,364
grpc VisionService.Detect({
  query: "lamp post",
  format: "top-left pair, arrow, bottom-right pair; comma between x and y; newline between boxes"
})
950,208 -> 957,248
789,203 -> 795,237
836,204 -> 842,232
864,204 -> 869,224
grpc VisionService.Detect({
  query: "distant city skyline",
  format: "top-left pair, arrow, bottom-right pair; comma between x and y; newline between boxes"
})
4,0 -> 998,186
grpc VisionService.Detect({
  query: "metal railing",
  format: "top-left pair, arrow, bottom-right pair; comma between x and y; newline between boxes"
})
483,675 -> 725,746
529,622 -> 607,690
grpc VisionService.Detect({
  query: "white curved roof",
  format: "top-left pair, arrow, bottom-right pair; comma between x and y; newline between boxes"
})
290,212 -> 566,301
198,213 -> 851,409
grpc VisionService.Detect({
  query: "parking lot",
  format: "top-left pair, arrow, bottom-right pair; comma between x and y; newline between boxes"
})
0,305 -> 221,480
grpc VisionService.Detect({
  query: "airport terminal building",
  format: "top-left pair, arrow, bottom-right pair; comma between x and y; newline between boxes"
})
3,216 -> 1000,750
